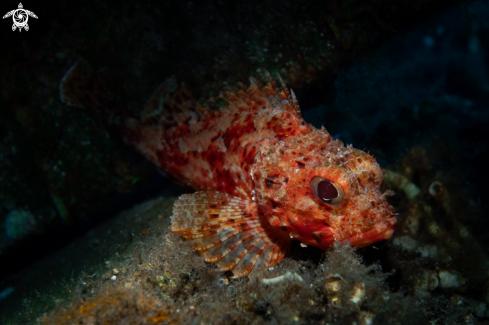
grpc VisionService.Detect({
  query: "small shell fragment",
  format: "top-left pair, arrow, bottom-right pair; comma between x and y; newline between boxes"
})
428,181 -> 444,197
261,271 -> 303,285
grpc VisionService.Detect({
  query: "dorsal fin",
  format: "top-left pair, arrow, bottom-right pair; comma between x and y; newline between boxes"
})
277,74 -> 290,99
141,73 -> 302,124
222,91 -> 251,112
289,88 -> 302,118
274,73 -> 302,118
251,72 -> 302,117
249,76 -> 264,90
264,71 -> 279,95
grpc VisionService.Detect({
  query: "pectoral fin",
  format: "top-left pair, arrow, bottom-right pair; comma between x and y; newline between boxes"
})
171,191 -> 290,278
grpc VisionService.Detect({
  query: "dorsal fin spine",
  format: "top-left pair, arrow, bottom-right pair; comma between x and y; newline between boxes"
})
290,89 -> 302,119
265,71 -> 279,94
249,77 -> 264,90
277,74 -> 291,100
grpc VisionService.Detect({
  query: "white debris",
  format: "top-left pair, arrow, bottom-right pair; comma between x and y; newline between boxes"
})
359,310 -> 375,325
392,235 -> 418,251
417,245 -> 438,258
262,271 -> 303,285
382,169 -> 420,201
438,270 -> 464,289
350,284 -> 365,304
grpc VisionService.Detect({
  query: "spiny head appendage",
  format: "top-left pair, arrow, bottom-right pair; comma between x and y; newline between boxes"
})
249,71 -> 303,120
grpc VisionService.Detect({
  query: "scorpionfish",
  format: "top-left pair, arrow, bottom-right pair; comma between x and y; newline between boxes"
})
60,59 -> 397,278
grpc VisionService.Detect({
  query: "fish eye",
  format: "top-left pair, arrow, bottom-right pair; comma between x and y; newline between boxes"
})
310,176 -> 345,207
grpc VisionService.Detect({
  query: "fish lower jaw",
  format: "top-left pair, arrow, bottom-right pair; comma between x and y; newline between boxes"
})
342,218 -> 397,248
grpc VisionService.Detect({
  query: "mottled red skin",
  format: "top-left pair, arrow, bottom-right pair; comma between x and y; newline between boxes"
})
60,59 -> 396,256
122,78 -> 396,251
252,132 -> 396,250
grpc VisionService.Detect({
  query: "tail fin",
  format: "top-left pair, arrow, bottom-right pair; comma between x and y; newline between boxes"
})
60,58 -> 115,122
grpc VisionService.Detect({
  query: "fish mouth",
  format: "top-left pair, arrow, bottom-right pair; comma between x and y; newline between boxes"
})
346,216 -> 397,248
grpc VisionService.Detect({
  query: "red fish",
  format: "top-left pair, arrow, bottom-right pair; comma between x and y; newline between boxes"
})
60,59 -> 396,278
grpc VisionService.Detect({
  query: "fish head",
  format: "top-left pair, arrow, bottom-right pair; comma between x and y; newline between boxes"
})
253,133 -> 396,250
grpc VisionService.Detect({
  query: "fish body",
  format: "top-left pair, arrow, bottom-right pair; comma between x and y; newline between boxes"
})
60,59 -> 396,278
